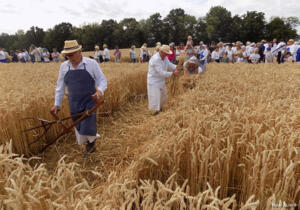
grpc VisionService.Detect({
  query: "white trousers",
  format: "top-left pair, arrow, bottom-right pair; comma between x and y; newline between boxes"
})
147,83 -> 167,111
74,128 -> 100,145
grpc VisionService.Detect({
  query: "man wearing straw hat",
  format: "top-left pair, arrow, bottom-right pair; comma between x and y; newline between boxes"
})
147,44 -> 179,115
183,56 -> 202,75
51,40 -> 107,154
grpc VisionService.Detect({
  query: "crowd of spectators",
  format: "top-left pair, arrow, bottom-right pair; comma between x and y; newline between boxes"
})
1,38 -> 299,64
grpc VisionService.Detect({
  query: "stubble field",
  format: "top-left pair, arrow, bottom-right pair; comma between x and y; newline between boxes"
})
0,61 -> 299,209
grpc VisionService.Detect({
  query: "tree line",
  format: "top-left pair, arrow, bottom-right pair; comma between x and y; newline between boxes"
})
0,6 -> 299,52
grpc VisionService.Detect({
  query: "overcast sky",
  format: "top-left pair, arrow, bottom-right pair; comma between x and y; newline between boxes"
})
1,0 -> 300,35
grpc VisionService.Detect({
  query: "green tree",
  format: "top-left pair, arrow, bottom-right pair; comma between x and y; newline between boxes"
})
164,8 -> 187,44
193,17 -> 209,44
145,13 -> 165,46
119,18 -> 140,48
24,26 -> 45,47
43,22 -> 74,51
265,17 -> 299,41
205,6 -> 233,42
229,15 -> 243,42
240,11 -> 266,42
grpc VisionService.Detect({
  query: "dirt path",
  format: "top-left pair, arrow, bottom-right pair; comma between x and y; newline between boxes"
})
37,76 -> 194,187
39,98 -> 157,185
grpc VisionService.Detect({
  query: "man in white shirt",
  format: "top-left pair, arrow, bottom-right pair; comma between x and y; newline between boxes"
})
103,44 -> 110,62
276,39 -> 286,64
0,48 -> 6,63
218,42 -> 225,61
147,45 -> 179,115
51,40 -> 107,154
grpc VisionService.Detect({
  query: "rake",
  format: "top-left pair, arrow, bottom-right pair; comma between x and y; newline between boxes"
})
21,96 -> 103,153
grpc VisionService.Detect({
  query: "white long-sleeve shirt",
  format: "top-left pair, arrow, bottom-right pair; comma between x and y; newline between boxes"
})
147,53 -> 176,86
54,57 -> 107,106
0,50 -> 5,60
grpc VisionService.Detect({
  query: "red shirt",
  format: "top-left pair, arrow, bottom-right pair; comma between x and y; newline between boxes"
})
167,49 -> 175,61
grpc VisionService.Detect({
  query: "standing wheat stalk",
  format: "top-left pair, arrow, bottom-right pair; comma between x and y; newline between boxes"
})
170,53 -> 186,96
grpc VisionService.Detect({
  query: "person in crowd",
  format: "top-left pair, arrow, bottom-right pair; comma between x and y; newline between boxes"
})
241,46 -> 248,63
17,50 -> 26,63
3,49 -> 11,63
153,42 -> 161,55
218,42 -> 226,61
245,41 -> 251,55
29,45 -> 35,63
236,52 -> 244,63
51,40 -> 107,155
276,39 -> 286,64
175,46 -> 181,63
284,52 -> 293,63
147,45 -> 179,116
103,44 -> 110,62
186,35 -> 193,47
258,41 -> 265,63
167,43 -> 176,63
296,42 -> 300,62
93,45 -> 102,63
272,38 -> 278,50
139,43 -> 150,63
222,52 -> 229,63
129,45 -> 137,63
31,45 -> 42,62
185,42 -> 195,60
183,56 -> 202,75
265,47 -> 273,63
51,48 -> 60,63
113,46 -> 121,63
287,39 -> 299,62
249,48 -> 260,64
211,46 -> 220,63
42,48 -> 50,63
0,48 -> 6,63
23,49 -> 29,62
198,43 -> 208,72
10,50 -> 18,62
226,44 -> 234,63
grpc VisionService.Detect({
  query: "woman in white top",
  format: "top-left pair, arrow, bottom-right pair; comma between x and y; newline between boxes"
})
249,48 -> 260,64
94,45 -> 102,63
211,47 -> 220,63
42,48 -> 50,63
51,48 -> 60,63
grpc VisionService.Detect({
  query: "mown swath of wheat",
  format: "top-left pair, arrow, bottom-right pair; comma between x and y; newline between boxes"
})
0,62 -> 299,209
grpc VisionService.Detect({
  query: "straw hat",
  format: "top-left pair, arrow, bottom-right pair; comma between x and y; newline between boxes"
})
159,45 -> 172,54
95,45 -> 99,49
103,44 -> 107,48
288,39 -> 294,43
187,56 -> 197,64
61,40 -> 82,54
156,42 -> 161,46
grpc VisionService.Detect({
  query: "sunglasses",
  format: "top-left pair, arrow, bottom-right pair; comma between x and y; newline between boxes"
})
66,51 -> 78,57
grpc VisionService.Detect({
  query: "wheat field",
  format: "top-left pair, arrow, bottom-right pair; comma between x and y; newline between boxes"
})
0,61 -> 299,209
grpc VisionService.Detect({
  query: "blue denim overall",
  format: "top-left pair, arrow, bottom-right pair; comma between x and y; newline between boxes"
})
64,63 -> 97,136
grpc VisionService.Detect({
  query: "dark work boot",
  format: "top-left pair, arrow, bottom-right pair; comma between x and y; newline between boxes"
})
83,141 -> 96,156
